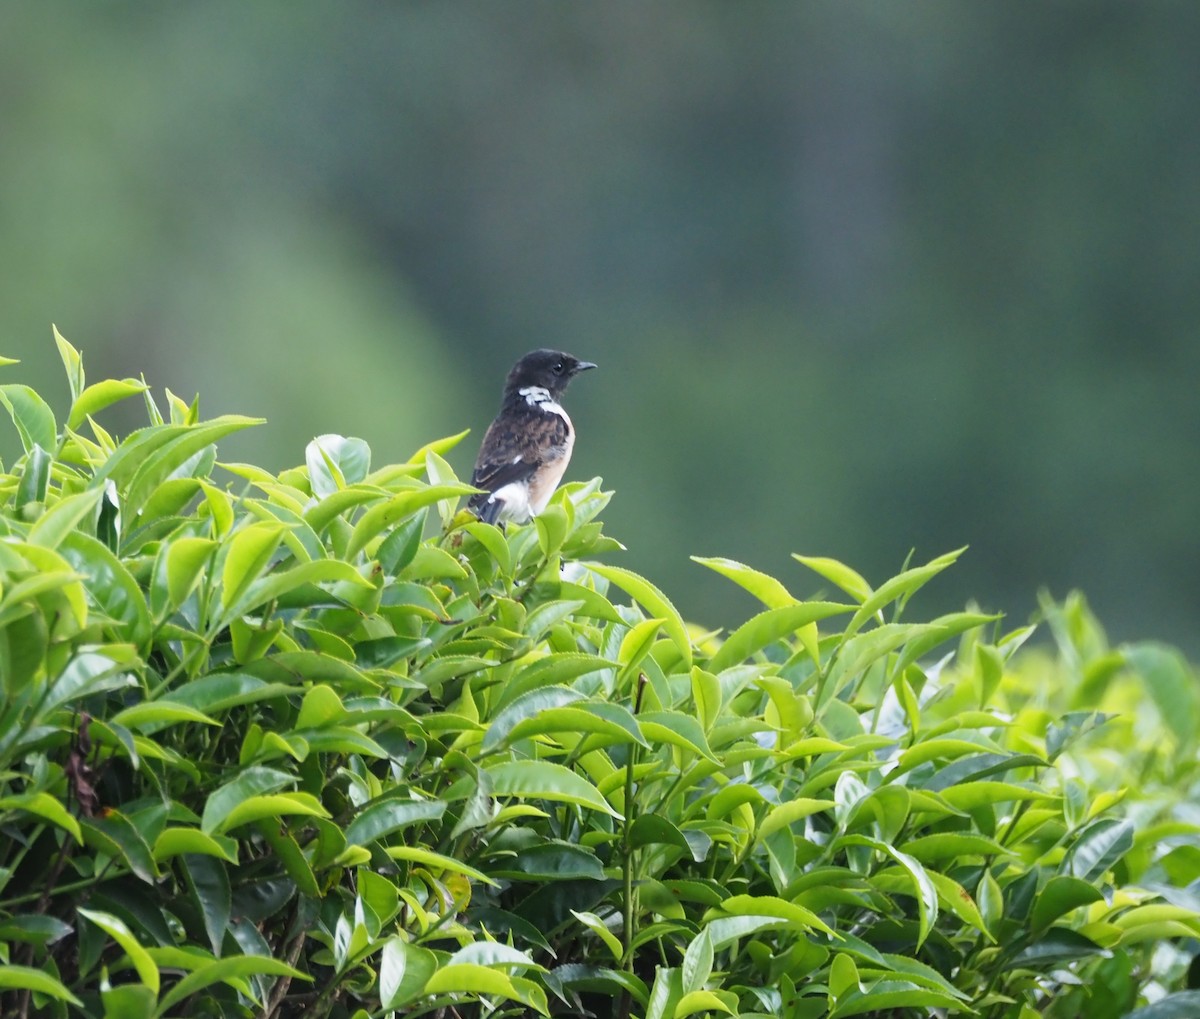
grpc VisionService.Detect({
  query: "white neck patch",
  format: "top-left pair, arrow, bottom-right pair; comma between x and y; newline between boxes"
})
519,385 -> 568,421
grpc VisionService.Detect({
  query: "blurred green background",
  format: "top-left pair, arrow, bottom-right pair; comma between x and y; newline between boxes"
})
3,4 -> 1198,650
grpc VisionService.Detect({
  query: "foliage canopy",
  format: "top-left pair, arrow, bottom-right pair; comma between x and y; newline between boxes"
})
0,333 -> 1198,1018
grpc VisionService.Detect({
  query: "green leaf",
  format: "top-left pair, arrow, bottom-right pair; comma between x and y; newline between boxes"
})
691,556 -> 796,608
307,434 -> 371,497
1031,875 -> 1106,932
0,383 -> 58,453
383,846 -> 498,885
898,832 -> 1012,863
78,907 -> 160,995
792,554 -> 873,601
110,700 -> 219,731
220,523 -> 286,612
1123,642 -> 1200,748
924,869 -> 993,940
28,486 -> 105,550
497,653 -> 617,709
675,989 -> 735,1017
183,852 -> 231,955
257,820 -> 321,897
839,835 -> 938,947
756,798 -> 836,842
586,563 -> 692,668
54,324 -> 84,402
0,792 -> 83,843
200,766 -> 294,834
68,378 -> 150,430
630,815 -> 695,855
844,549 -> 965,636
1011,928 -> 1109,968
680,928 -> 714,994
165,536 -> 217,609
172,673 -> 295,713
509,702 -> 649,750
0,965 -> 83,1007
829,980 -> 963,1018
211,792 -> 329,834
115,416 -> 263,518
153,954 -> 309,1015
638,710 -> 719,763
481,686 -> 587,751
485,760 -> 621,817
16,443 -> 51,508
102,983 -> 156,1019
708,602 -> 852,673
152,828 -> 238,863
1124,992 -> 1200,1019
423,964 -> 548,1014
379,938 -> 439,1009
644,966 -> 684,1019
1065,818 -> 1134,881
345,483 -> 477,559
59,531 -> 153,645
499,843 -> 607,881
344,798 -> 447,847
571,910 -> 624,961
80,811 -> 159,883
706,894 -> 836,937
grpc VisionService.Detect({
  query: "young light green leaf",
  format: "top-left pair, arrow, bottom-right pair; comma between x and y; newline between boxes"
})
213,793 -> 328,835
200,766 -> 294,834
838,835 -> 937,947
0,966 -> 83,1007
78,908 -> 160,995
383,846 -> 497,885
153,954 -> 309,1015
68,378 -> 150,429
708,602 -> 852,673
345,483 -> 477,559
380,938 -> 439,1009
572,910 -> 624,962
691,556 -> 796,609
586,563 -> 692,668
485,760 -> 621,817
843,548 -> 966,637
792,554 -> 874,602
16,443 -> 51,508
681,928 -> 714,994
165,536 -> 217,608
307,434 -> 371,497
219,523 -> 285,612
829,980 -> 964,1019
27,487 -> 105,550
54,324 -> 84,401
0,792 -> 83,843
0,383 -> 58,453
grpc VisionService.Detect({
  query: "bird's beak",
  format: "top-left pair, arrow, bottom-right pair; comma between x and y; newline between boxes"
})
574,361 -> 598,373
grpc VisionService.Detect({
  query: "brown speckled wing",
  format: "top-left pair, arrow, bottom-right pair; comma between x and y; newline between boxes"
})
468,405 -> 570,514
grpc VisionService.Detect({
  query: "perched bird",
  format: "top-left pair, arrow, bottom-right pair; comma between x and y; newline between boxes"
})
468,349 -> 597,525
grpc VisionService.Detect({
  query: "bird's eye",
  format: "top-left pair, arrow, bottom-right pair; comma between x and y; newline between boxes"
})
552,361 -> 565,375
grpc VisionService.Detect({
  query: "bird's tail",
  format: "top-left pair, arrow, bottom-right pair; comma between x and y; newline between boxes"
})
469,493 -> 504,525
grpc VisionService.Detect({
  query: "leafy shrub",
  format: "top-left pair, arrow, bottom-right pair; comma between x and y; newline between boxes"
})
0,331 -> 1198,1019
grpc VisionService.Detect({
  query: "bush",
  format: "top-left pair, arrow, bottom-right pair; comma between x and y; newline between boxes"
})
0,332 -> 1198,1018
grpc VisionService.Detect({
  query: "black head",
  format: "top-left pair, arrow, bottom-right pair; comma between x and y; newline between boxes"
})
504,349 -> 597,398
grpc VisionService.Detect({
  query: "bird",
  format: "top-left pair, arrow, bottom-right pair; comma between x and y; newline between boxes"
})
468,349 -> 597,525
